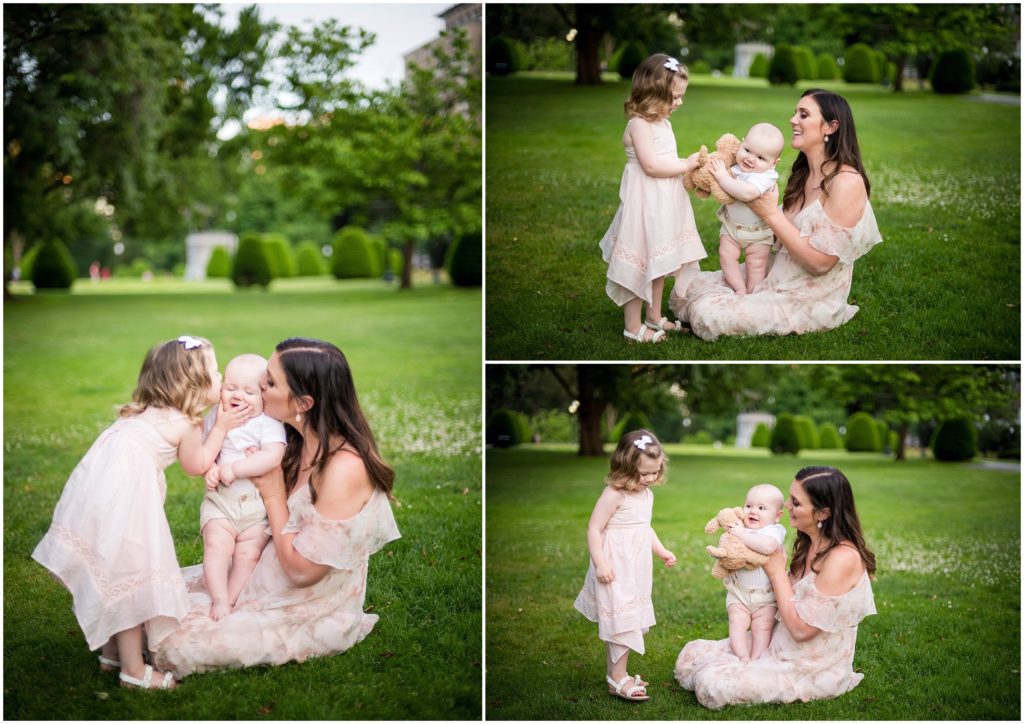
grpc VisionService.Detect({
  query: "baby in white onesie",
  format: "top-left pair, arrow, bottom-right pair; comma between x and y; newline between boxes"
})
720,483 -> 787,661
708,123 -> 785,295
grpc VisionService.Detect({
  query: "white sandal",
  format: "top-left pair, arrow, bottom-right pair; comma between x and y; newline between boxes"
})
645,316 -> 678,333
119,664 -> 175,690
607,674 -> 649,701
98,655 -> 120,671
623,326 -> 665,344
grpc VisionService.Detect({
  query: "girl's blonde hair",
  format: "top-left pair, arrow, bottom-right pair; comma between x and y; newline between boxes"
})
624,53 -> 689,122
120,336 -> 215,423
606,428 -> 667,492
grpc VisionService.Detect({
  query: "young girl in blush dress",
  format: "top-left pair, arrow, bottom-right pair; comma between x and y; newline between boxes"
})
600,54 -> 707,344
32,336 -> 253,690
574,430 -> 677,702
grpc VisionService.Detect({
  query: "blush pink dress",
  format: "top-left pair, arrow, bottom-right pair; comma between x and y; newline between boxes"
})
600,117 -> 707,308
151,483 -> 400,677
573,488 -> 656,656
670,198 -> 882,340
675,571 -> 876,710
31,414 -> 191,651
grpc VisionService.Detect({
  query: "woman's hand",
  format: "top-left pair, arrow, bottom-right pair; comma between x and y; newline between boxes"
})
763,546 -> 788,578
747,184 -> 781,220
250,464 -> 287,503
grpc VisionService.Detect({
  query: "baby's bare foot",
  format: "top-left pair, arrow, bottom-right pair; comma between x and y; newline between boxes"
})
210,600 -> 232,620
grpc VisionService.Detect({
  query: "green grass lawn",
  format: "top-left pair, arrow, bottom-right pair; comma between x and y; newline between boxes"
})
3,280 -> 482,719
486,444 -> 1020,720
485,73 -> 1021,360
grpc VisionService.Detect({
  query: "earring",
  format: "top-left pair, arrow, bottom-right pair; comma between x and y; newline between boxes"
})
817,520 -> 822,529
295,413 -> 302,423
824,135 -> 830,143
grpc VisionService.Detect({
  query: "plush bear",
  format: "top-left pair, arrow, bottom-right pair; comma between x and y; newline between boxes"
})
703,506 -> 770,580
683,133 -> 743,205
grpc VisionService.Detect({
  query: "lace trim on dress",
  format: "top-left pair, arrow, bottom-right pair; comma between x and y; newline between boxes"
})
49,523 -> 184,603
576,586 -> 653,619
608,228 -> 704,273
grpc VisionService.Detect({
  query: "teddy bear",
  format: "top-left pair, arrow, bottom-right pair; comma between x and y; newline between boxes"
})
703,506 -> 769,580
683,133 -> 742,205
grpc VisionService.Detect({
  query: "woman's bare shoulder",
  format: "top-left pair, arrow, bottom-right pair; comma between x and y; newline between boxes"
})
823,170 -> 867,226
816,543 -> 865,594
314,448 -> 373,520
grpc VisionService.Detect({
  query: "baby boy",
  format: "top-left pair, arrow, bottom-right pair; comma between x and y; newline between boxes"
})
708,122 -> 786,295
722,483 -> 786,661
200,353 -> 286,620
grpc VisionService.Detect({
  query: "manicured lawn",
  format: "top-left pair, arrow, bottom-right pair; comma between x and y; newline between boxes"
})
486,73 -> 1020,360
485,444 -> 1020,720
4,280 -> 482,719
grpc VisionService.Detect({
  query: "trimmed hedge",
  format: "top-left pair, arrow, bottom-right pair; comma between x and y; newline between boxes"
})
262,233 -> 296,279
794,415 -> 820,449
231,232 -> 272,288
845,411 -> 880,452
818,422 -> 842,449
751,422 -> 772,448
930,48 -> 975,94
770,413 -> 801,455
931,417 -> 978,461
447,229 -> 482,287
874,419 -> 889,452
332,226 -> 378,279
768,44 -> 798,86
31,240 -> 77,289
616,41 -> 648,80
792,45 -> 816,80
295,241 -> 327,276
690,59 -> 712,75
487,408 -> 530,447
844,43 -> 879,83
749,52 -> 770,78
609,411 -> 654,444
816,54 -> 840,80
487,36 -> 521,76
205,246 -> 231,278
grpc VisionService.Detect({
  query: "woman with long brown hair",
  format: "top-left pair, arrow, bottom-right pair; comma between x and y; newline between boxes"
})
675,466 -> 877,709
670,89 -> 883,341
151,338 -> 401,677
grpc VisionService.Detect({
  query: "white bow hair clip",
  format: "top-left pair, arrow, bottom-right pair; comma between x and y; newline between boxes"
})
177,335 -> 203,350
633,434 -> 653,451
663,57 -> 680,72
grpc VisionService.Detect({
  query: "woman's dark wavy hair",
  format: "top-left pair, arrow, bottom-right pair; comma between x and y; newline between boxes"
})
783,89 -> 871,213
276,338 -> 394,502
789,465 -> 875,579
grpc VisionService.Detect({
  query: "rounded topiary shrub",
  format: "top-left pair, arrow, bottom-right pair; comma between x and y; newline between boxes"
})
231,232 -> 272,288
749,52 -> 770,78
874,419 -> 889,452
844,43 -> 879,83
487,36 -> 521,76
332,226 -> 378,279
609,411 -> 654,444
32,240 -> 78,290
447,229 -> 482,287
690,59 -> 712,75
205,246 -> 231,278
929,48 -> 975,94
487,408 -> 529,447
294,241 -> 327,276
262,233 -> 296,278
770,413 -> 801,455
617,41 -> 648,80
389,247 -> 404,278
793,45 -> 816,80
688,430 -> 714,445
931,416 -> 978,461
751,422 -> 772,448
845,412 -> 880,452
816,53 -> 840,80
794,415 -> 820,450
18,244 -> 43,280
818,422 -> 842,449
768,44 -> 798,86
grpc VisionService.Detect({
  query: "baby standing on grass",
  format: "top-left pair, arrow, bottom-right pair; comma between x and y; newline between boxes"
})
32,336 -> 253,690
574,430 -> 677,702
708,123 -> 785,295
719,484 -> 786,662
200,354 -> 286,620
599,54 -> 707,344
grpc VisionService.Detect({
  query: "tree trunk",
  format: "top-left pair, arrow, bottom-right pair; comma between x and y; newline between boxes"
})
573,5 -> 605,85
577,366 -> 608,456
892,54 -> 906,92
400,239 -> 414,290
895,421 -> 909,460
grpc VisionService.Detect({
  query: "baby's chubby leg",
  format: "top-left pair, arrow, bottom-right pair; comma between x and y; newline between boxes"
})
202,518 -> 238,620
744,244 -> 771,294
727,603 -> 753,661
226,522 -> 270,606
718,235 -> 746,296
749,605 -> 777,659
